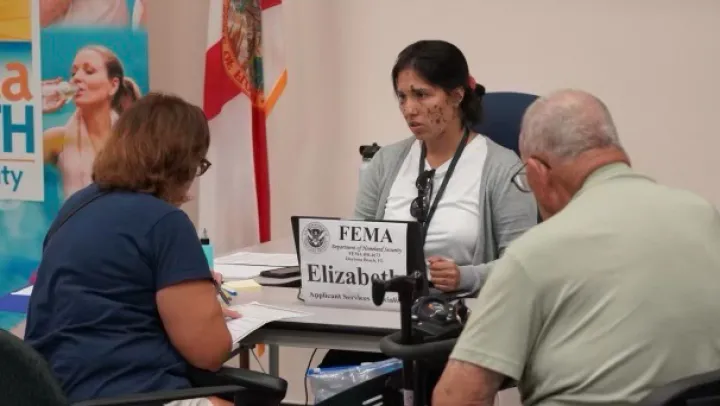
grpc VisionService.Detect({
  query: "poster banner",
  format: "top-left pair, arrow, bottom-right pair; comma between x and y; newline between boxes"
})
0,19 -> 43,201
0,0 -> 149,330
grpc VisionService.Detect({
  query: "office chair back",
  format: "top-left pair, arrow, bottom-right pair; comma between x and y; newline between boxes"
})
471,91 -> 538,157
638,369 -> 720,406
472,91 -> 541,223
0,328 -> 69,406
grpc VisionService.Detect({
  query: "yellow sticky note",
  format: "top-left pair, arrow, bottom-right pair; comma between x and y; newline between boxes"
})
225,280 -> 261,291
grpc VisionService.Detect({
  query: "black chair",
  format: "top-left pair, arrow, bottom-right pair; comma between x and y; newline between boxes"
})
637,369 -> 720,406
0,329 -> 287,406
359,143 -> 381,160
472,91 -> 538,157
473,91 -> 541,223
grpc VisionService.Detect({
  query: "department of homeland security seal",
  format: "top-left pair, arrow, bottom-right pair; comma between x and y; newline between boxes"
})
222,0 -> 264,106
302,222 -> 330,254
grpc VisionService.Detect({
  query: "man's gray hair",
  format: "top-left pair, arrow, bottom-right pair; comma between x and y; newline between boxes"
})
519,89 -> 623,160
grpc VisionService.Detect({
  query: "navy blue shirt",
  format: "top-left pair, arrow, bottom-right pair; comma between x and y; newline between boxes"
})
25,184 -> 213,402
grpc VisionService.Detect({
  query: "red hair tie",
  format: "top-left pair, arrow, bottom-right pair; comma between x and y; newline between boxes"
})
468,75 -> 476,89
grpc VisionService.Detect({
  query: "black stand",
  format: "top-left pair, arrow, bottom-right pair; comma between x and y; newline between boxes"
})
372,271 -> 427,406
315,269 -> 466,405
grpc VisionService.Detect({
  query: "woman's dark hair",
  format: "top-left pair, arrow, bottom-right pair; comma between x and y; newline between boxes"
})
92,93 -> 210,206
391,40 -> 486,126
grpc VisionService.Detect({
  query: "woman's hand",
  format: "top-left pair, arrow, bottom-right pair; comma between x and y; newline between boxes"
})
213,271 -> 242,319
222,306 -> 241,319
42,77 -> 67,113
428,256 -> 461,292
213,271 -> 224,285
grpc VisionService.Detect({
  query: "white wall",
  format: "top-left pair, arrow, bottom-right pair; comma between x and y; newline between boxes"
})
146,0 -> 720,404
144,0 -> 210,223
262,1 -> 720,403
264,0 -> 348,238
268,1 -> 720,245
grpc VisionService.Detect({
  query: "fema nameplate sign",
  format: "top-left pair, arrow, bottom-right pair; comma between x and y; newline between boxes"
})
298,218 -> 407,311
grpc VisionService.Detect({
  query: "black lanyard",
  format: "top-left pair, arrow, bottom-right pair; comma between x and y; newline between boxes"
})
417,128 -> 470,241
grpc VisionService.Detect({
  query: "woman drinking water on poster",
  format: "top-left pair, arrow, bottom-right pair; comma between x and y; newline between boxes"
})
42,45 -> 140,199
0,0 -> 148,333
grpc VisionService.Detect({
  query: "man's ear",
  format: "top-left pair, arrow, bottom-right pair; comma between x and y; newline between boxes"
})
526,158 -> 547,178
527,157 -> 553,189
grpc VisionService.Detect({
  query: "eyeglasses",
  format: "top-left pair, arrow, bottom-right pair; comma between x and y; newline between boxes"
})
410,169 -> 435,223
511,163 -> 531,193
512,157 -> 553,193
197,158 -> 212,177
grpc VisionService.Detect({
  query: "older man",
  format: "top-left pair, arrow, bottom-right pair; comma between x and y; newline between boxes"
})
433,89 -> 720,405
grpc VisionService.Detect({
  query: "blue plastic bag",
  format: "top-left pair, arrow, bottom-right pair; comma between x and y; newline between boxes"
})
307,358 -> 402,403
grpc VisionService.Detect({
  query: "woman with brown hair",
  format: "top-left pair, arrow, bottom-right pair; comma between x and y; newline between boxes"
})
25,93 -> 237,406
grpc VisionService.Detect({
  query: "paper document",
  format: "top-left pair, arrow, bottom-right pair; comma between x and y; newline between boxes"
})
213,263 -> 275,280
215,252 -> 298,267
226,302 -> 310,343
12,286 -> 33,296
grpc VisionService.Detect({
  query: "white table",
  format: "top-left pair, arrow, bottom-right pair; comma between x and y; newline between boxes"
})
234,286 -> 399,375
232,238 -> 401,376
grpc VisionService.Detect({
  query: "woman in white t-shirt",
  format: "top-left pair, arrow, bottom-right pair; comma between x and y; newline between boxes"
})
42,45 -> 141,199
320,40 -> 538,370
358,39 -> 537,294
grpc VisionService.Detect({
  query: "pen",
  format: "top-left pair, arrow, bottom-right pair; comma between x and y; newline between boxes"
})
215,280 -> 231,305
222,285 -> 237,295
222,285 -> 237,296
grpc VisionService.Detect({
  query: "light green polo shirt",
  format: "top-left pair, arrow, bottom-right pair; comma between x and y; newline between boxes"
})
451,163 -> 720,406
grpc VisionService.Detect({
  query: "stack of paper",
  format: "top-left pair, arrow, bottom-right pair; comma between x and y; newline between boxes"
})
213,252 -> 299,281
215,252 -> 298,267
226,302 -> 310,343
213,263 -> 274,280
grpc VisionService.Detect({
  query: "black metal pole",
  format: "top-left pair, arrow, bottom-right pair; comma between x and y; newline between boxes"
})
399,288 -> 415,406
414,360 -> 427,406
373,271 -> 428,406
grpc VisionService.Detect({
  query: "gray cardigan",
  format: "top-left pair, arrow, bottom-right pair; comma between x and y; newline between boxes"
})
354,136 -> 538,296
